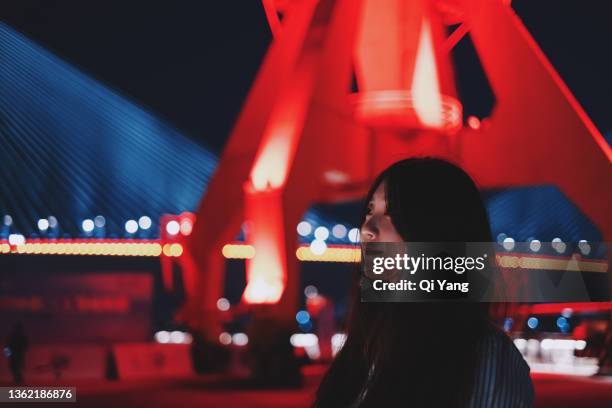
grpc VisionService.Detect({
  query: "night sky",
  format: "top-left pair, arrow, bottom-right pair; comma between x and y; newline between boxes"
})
0,0 -> 272,153
1,0 -> 611,154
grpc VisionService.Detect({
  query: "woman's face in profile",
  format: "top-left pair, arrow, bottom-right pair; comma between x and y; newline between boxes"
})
360,181 -> 403,243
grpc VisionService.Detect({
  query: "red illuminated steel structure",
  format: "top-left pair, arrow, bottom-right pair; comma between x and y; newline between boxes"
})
188,0 -> 612,338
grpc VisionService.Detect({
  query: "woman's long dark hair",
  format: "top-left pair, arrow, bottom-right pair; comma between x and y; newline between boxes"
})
314,158 -> 496,408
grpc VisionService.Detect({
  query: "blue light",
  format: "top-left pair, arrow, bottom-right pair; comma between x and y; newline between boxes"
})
295,310 -> 310,325
556,316 -> 570,333
527,317 -> 539,329
556,316 -> 567,327
503,317 -> 513,332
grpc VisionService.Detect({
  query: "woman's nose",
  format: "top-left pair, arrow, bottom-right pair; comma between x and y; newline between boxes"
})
360,221 -> 377,242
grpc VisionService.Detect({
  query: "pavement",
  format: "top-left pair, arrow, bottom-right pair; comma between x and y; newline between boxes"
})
2,365 -> 611,407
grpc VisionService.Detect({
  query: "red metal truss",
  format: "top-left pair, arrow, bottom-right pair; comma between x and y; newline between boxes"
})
187,0 -> 611,338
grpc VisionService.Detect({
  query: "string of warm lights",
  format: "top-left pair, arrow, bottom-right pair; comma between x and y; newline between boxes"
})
222,243 -> 256,259
296,245 -> 361,263
1,240 -> 606,271
222,242 -> 607,272
496,254 -> 608,273
0,239 -> 182,257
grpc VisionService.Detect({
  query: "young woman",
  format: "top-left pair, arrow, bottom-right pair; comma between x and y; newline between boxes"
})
314,158 -> 534,407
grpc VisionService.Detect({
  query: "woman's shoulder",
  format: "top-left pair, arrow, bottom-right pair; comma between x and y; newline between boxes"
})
478,326 -> 530,367
476,326 -> 532,376
477,325 -> 516,348
469,326 -> 535,407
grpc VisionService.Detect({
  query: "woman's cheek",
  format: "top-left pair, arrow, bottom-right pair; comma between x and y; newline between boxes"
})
380,219 -> 401,241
